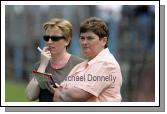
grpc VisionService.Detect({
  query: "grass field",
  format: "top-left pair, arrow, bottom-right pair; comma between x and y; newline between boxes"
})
5,80 -> 29,102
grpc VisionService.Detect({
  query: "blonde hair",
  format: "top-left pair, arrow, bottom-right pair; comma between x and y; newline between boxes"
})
43,18 -> 72,49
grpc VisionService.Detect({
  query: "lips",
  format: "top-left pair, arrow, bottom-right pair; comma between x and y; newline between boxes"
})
83,47 -> 90,50
83,47 -> 91,53
48,46 -> 55,51
83,46 -> 89,49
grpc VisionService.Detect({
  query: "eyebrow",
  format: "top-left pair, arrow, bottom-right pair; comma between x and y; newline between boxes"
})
80,36 -> 96,39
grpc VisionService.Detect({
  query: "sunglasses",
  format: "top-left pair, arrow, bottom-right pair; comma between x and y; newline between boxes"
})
43,35 -> 65,42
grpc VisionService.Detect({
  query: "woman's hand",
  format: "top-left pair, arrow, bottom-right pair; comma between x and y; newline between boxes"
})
40,47 -> 51,66
37,47 -> 51,73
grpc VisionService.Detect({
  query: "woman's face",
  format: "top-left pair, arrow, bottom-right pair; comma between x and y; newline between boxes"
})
44,27 -> 69,55
80,31 -> 107,60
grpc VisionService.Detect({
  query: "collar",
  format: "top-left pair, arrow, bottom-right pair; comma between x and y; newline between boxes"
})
87,48 -> 110,65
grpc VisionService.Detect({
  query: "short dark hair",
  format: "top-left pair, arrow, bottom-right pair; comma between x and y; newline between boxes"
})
80,17 -> 109,48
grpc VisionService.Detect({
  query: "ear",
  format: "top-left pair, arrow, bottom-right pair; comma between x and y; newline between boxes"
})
101,37 -> 107,47
64,37 -> 70,46
65,42 -> 68,46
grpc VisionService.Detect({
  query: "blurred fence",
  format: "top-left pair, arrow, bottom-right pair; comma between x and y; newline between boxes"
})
5,5 -> 155,102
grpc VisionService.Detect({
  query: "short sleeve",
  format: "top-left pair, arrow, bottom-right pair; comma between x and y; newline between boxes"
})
74,61 -> 116,97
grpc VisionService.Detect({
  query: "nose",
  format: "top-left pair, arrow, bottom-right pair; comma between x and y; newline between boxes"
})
81,38 -> 88,45
47,38 -> 53,44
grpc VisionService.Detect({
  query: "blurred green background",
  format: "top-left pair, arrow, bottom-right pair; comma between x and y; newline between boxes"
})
5,80 -> 28,102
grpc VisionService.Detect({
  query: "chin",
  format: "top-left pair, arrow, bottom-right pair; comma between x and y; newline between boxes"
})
85,54 -> 92,59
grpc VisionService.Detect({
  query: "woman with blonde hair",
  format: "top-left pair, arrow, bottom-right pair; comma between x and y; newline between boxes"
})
25,18 -> 83,102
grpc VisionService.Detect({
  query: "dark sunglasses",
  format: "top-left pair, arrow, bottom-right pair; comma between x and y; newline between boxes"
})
43,35 -> 65,42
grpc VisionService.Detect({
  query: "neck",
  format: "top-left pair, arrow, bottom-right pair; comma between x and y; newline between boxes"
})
51,51 -> 70,64
50,49 -> 71,69
88,48 -> 105,61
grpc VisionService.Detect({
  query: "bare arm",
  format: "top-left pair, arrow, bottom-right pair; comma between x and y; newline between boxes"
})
25,47 -> 51,101
25,77 -> 40,101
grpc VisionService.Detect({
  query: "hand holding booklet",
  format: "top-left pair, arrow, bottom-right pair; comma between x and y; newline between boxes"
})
32,70 -> 57,89
33,47 -> 57,89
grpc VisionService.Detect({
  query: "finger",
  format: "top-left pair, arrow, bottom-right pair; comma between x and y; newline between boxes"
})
46,54 -> 51,59
55,83 -> 60,87
43,47 -> 49,52
45,82 -> 55,93
48,54 -> 51,56
46,51 -> 51,54
41,51 -> 51,57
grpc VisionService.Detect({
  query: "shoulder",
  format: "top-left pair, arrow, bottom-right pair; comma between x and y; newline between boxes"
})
93,56 -> 121,72
70,55 -> 85,64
